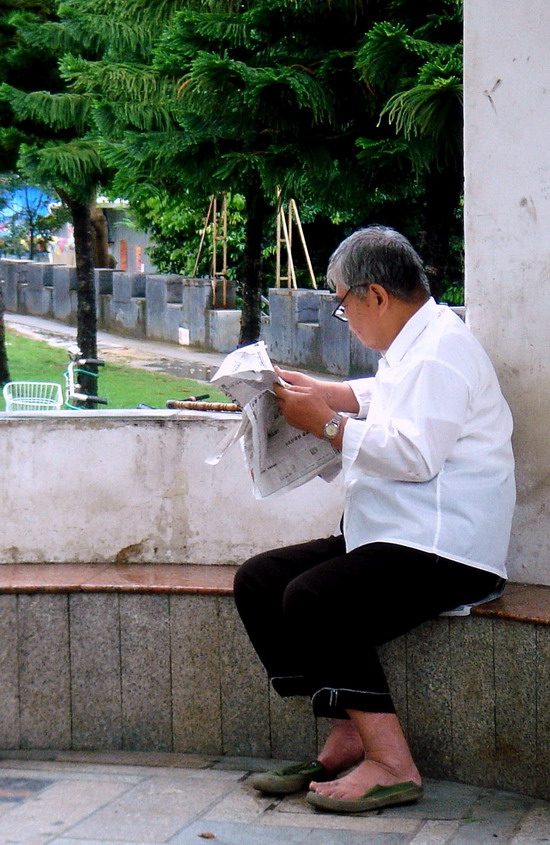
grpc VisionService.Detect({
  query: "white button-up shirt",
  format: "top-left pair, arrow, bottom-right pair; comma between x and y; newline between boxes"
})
342,297 -> 515,578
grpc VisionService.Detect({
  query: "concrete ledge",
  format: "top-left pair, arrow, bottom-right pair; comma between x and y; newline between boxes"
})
0,565 -> 548,801
0,412 -> 345,566
0,563 -> 237,595
0,565 -> 548,624
472,581 -> 550,625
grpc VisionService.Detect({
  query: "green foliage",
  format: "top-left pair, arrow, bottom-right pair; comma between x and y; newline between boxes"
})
381,76 -> 462,171
0,2 -> 112,203
0,0 -> 61,170
357,9 -> 463,170
357,22 -> 423,88
18,139 -> 105,200
0,219 -> 28,256
0,84 -> 93,131
60,54 -> 178,131
139,191 -> 247,279
355,0 -> 464,299
2,0 -> 466,312
14,3 -> 154,60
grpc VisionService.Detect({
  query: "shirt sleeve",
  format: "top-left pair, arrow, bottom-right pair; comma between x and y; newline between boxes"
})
345,377 -> 375,418
342,359 -> 471,482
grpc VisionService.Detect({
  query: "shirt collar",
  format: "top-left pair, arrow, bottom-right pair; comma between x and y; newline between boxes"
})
382,297 -> 439,366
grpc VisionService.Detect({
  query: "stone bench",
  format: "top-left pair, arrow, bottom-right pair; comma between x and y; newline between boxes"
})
0,564 -> 548,801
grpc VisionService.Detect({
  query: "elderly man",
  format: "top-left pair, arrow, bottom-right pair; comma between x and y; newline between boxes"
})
233,226 -> 515,813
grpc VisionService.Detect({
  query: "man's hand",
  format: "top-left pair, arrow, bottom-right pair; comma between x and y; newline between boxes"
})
275,366 -> 327,398
274,367 -> 335,438
275,366 -> 359,418
273,381 -> 334,439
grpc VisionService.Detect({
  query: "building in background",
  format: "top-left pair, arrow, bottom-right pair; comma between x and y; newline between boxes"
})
48,220 -> 75,265
98,198 -> 158,274
47,197 -> 158,272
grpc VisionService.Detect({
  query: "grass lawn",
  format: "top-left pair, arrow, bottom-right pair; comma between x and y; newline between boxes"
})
2,329 -> 228,410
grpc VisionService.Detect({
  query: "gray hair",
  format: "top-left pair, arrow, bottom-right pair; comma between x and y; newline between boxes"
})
326,226 -> 431,303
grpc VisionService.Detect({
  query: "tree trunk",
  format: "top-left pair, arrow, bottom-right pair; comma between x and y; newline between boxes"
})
90,202 -> 111,267
238,185 -> 270,347
60,192 -> 100,404
0,284 -> 10,387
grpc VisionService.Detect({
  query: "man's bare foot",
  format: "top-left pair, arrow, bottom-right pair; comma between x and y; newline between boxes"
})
316,719 -> 364,776
310,758 -> 422,800
312,711 -> 421,800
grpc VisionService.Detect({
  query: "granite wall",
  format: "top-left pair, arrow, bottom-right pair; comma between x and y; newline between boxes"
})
0,591 -> 547,801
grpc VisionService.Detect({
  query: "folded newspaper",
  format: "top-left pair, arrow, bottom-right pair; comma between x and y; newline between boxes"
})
206,341 -> 341,498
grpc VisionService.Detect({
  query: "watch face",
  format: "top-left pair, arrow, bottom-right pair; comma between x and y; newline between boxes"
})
324,420 -> 339,439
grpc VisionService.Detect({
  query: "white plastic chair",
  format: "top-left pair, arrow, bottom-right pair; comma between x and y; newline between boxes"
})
2,381 -> 64,411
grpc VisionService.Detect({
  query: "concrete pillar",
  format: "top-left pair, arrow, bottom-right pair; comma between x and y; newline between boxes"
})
94,269 -> 114,295
52,266 -> 78,321
318,292 -> 350,376
207,309 -> 240,353
464,0 -> 550,584
0,260 -> 31,312
267,289 -> 327,370
21,262 -> 53,316
266,289 -> 294,363
184,279 -> 212,346
145,274 -> 184,342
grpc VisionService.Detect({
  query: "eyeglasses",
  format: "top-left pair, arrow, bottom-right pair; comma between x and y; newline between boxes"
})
331,284 -> 370,322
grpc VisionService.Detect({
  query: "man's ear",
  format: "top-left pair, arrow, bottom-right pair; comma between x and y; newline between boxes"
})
369,283 -> 389,311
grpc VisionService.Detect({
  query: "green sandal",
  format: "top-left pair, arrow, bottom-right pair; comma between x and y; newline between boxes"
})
250,760 -> 331,795
306,780 -> 424,813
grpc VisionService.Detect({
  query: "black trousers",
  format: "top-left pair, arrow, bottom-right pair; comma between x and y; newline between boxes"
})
233,535 -> 503,719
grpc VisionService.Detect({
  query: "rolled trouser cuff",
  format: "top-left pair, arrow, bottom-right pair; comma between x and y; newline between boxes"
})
311,686 -> 395,718
271,674 -> 311,697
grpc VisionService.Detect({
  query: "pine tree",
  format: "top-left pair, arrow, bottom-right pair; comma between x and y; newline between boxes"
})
75,0 -> 392,344
19,0 -> 465,361
0,2 -> 111,397
89,0 -> 464,338
356,0 -> 464,298
0,0 -> 59,387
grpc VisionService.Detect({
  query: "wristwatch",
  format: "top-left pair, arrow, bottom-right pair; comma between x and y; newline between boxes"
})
323,412 -> 343,441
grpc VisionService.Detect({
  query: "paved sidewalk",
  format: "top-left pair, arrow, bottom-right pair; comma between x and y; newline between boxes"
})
0,751 -> 548,845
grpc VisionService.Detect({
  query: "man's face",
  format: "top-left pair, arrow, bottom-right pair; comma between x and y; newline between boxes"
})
335,282 -> 386,351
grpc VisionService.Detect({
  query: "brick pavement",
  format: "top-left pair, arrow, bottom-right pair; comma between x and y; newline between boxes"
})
0,751 -> 548,845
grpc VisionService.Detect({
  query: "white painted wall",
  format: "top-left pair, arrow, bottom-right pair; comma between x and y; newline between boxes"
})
464,1 -> 550,584
0,411 -> 343,564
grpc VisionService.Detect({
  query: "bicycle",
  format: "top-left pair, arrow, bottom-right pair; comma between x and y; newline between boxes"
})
64,347 -> 108,409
